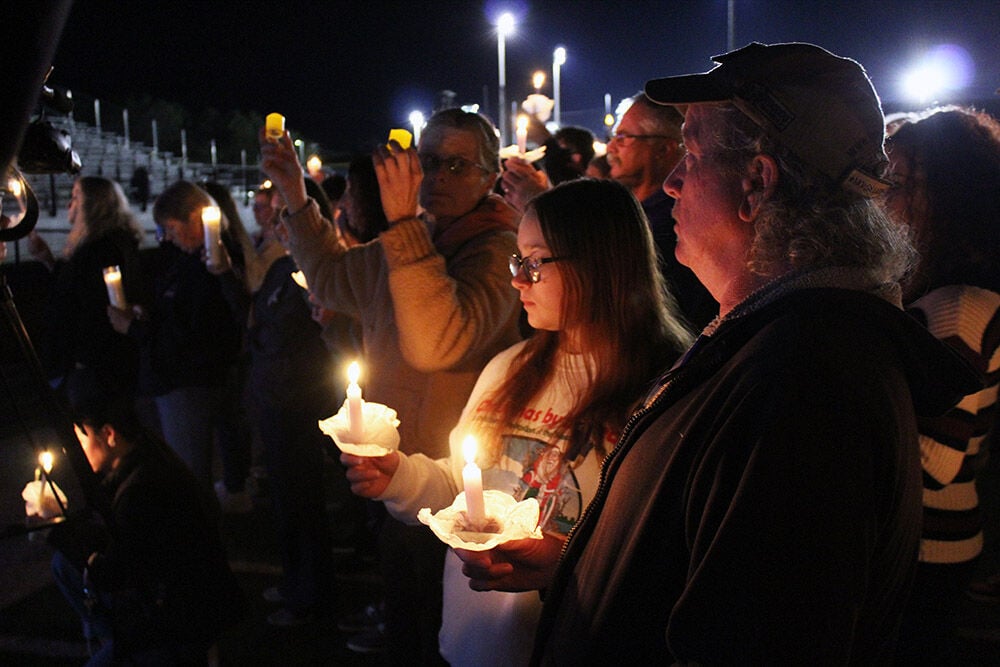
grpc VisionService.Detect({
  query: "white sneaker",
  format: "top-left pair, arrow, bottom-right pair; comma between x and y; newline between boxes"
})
214,480 -> 253,514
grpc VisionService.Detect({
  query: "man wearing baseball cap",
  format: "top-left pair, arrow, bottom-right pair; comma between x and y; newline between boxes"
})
455,43 -> 979,663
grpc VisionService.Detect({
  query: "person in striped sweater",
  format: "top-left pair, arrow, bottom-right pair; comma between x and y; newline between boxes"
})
885,106 -> 1000,661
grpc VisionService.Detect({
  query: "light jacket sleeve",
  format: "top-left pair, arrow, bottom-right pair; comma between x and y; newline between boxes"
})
379,215 -> 518,372
282,199 -> 373,321
377,451 -> 457,525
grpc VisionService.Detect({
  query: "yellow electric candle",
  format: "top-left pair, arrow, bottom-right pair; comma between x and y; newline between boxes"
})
265,112 -> 285,141
387,128 -> 412,150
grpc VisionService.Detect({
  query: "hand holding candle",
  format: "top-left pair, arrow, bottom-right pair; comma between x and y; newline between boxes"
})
202,205 -> 222,267
103,265 -> 127,309
346,361 -> 365,442
462,435 -> 486,529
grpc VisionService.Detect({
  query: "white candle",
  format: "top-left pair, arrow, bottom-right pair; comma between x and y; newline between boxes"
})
102,265 -> 126,309
461,435 -> 486,528
291,271 -> 308,290
516,115 -> 529,155
202,205 -> 222,266
38,451 -> 53,504
346,361 -> 365,442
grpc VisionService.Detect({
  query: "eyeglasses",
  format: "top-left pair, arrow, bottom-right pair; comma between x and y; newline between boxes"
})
608,132 -> 674,146
419,153 -> 491,176
509,253 -> 565,283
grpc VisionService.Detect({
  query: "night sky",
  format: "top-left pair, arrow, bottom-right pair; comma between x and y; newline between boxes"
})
49,0 -> 1000,153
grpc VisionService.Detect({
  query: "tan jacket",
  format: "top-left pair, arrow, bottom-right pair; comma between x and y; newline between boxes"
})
283,194 -> 522,458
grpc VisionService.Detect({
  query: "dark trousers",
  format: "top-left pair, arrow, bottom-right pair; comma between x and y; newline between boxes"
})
258,404 -> 336,614
896,558 -> 979,664
379,516 -> 448,666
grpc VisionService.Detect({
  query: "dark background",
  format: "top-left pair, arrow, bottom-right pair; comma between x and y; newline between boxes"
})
48,0 -> 1000,155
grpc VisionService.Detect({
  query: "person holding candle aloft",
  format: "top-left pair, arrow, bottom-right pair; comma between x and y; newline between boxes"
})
261,108 -> 522,662
27,176 -> 143,400
340,178 -> 692,666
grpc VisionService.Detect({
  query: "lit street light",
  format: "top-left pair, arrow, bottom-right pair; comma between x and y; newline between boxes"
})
553,46 -> 566,128
496,12 -> 515,145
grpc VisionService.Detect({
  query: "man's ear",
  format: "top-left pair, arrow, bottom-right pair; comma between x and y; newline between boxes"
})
101,424 -> 117,449
739,154 -> 779,222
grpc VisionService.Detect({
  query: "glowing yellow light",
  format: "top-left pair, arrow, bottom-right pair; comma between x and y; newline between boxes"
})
39,451 -> 54,474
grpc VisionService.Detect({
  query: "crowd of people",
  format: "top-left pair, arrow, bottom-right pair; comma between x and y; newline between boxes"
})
8,38 -> 1000,666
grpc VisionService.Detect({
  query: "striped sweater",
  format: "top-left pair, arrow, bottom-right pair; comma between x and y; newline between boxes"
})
908,285 -> 1000,564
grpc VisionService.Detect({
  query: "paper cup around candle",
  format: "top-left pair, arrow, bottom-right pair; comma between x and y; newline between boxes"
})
318,400 -> 401,457
418,491 -> 544,551
103,266 -> 127,309
265,112 -> 285,140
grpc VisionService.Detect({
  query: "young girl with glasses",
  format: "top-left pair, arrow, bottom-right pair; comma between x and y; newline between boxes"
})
341,177 -> 692,666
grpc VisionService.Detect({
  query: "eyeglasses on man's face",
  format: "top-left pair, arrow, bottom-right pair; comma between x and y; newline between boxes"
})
608,132 -> 674,146
418,153 -> 491,177
509,253 -> 565,284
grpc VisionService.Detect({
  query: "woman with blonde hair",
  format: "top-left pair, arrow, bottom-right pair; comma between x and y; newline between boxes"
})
28,175 -> 143,395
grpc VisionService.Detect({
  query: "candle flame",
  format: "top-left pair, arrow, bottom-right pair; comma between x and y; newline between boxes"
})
39,450 -> 54,474
347,361 -> 361,384
8,175 -> 22,197
517,115 -> 529,131
462,435 -> 478,466
201,205 -> 221,224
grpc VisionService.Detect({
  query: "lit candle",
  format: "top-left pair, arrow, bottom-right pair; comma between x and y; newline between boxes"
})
102,265 -> 126,309
202,205 -> 222,266
516,115 -> 529,155
38,451 -> 53,503
291,270 -> 308,290
265,112 -> 285,141
461,435 -> 486,529
387,128 -> 413,150
346,361 -> 365,442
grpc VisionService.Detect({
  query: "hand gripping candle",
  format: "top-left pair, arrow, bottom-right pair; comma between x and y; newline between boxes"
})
102,265 -> 127,309
202,205 -> 222,266
461,435 -> 486,528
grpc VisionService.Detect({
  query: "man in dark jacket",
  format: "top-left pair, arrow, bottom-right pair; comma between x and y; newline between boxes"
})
49,369 -> 245,664
457,42 -> 981,664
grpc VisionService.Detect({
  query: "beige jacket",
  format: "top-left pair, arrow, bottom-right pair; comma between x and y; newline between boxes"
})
282,194 -> 522,458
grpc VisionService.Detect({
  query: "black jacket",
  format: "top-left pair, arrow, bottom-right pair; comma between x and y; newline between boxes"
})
533,288 -> 979,665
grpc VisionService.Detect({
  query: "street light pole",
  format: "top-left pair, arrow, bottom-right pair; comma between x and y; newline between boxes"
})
553,46 -> 566,128
496,12 -> 515,145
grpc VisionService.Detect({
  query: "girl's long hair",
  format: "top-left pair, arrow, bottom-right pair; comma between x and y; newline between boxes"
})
484,178 -> 692,463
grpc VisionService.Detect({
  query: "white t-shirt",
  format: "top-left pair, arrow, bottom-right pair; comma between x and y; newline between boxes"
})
380,340 -> 609,666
